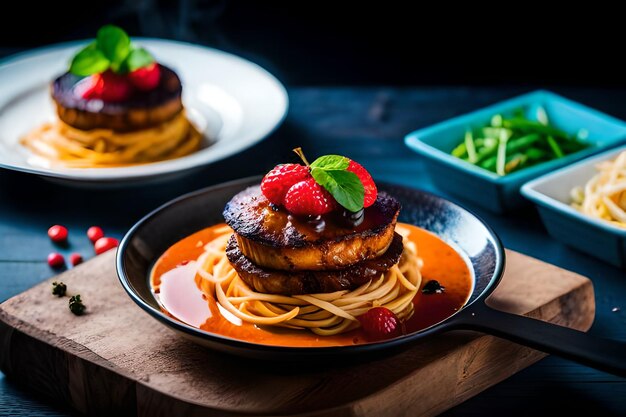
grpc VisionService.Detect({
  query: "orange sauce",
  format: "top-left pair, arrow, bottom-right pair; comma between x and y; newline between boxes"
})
151,223 -> 472,347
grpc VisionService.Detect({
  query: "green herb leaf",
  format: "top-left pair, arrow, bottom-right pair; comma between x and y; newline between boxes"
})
69,43 -> 110,76
311,167 -> 364,212
309,154 -> 364,212
96,25 -> 131,67
310,155 -> 350,171
124,47 -> 155,71
51,281 -> 67,297
69,294 -> 86,316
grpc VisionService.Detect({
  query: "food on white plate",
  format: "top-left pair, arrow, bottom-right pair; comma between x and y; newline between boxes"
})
21,25 -> 202,168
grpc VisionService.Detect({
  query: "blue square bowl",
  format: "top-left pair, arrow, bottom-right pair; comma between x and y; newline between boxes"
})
521,145 -> 626,268
404,90 -> 626,213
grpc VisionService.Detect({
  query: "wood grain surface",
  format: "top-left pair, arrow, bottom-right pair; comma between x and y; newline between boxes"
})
0,248 -> 594,417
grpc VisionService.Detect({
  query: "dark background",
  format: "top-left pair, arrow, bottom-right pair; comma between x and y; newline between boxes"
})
1,0 -> 623,86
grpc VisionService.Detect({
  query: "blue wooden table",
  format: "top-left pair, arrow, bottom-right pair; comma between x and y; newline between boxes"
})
1,87 -> 625,415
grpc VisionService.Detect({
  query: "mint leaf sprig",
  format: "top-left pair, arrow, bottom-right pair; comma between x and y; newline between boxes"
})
69,25 -> 155,76
293,148 -> 365,213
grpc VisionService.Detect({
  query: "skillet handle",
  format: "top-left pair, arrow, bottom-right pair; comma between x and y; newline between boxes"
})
450,302 -> 626,377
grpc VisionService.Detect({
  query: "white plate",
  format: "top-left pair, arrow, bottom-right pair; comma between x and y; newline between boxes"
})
0,39 -> 288,183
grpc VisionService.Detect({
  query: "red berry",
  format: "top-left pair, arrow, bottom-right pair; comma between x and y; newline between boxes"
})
87,226 -> 105,243
48,225 -> 68,243
94,237 -> 119,255
128,63 -> 161,91
70,253 -> 83,266
347,160 -> 378,208
78,72 -> 130,101
358,307 -> 402,341
81,70 -> 132,102
75,74 -> 104,99
283,178 -> 336,216
47,252 -> 65,268
261,164 -> 310,205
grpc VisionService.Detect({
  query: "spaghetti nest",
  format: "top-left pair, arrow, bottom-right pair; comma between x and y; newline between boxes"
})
195,225 -> 423,336
571,150 -> 626,228
20,111 -> 202,168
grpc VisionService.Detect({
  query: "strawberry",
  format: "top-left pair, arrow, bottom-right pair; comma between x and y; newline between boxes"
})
283,178 -> 336,216
261,163 -> 310,205
128,63 -> 161,91
347,160 -> 377,208
358,307 -> 402,341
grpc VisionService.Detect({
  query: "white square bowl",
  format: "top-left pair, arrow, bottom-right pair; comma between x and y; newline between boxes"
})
521,145 -> 626,268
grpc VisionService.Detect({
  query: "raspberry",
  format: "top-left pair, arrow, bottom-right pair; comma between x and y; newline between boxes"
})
283,178 -> 336,216
79,70 -> 133,102
347,160 -> 378,208
100,71 -> 133,101
128,62 -> 161,91
358,307 -> 402,341
260,164 -> 310,205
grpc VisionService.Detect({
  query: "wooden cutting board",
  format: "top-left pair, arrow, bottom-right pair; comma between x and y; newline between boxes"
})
0,250 -> 594,417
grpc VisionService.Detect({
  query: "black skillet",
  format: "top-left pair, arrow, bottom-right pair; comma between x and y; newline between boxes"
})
117,178 -> 626,376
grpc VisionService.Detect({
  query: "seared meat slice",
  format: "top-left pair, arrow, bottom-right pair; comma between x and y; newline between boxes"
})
223,186 -> 400,270
52,65 -> 183,132
226,232 -> 404,295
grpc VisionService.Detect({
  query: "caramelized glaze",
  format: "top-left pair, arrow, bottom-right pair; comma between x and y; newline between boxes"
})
224,186 -> 400,270
223,186 -> 400,247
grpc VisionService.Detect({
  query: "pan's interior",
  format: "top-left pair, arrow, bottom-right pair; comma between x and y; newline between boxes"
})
388,183 -> 504,309
119,178 -> 504,335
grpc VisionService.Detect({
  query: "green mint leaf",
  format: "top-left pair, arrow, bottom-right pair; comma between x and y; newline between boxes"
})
311,168 -> 364,212
69,43 -> 110,76
124,47 -> 155,72
310,155 -> 350,171
96,25 -> 131,67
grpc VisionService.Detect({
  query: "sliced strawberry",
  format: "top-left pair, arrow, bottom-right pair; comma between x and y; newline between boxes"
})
347,160 -> 377,208
283,178 -> 336,216
128,63 -> 161,91
261,163 -> 310,205
358,307 -> 402,341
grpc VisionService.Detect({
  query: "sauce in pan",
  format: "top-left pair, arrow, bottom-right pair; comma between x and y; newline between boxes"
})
151,223 -> 472,347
